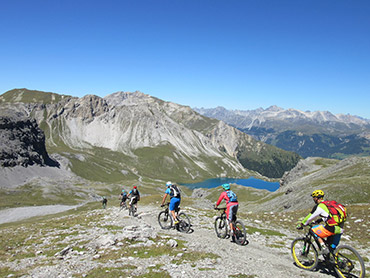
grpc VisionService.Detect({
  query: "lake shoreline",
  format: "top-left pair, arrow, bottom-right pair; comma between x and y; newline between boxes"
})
180,176 -> 280,192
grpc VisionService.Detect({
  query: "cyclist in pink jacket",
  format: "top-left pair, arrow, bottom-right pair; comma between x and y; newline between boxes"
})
214,183 -> 239,240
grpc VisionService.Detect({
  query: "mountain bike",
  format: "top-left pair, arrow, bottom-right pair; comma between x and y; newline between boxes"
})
291,223 -> 365,278
214,207 -> 247,245
158,202 -> 191,233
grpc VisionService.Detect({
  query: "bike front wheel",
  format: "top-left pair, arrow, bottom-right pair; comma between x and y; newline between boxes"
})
234,220 -> 247,245
158,211 -> 172,229
129,206 -> 136,217
177,212 -> 191,233
291,237 -> 318,271
214,216 -> 228,239
334,245 -> 366,278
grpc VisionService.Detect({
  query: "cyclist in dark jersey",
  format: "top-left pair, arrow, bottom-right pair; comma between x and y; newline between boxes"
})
127,186 -> 140,211
102,196 -> 108,209
119,189 -> 128,208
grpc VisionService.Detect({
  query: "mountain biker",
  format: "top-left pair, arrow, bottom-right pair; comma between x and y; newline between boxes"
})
214,183 -> 239,241
127,186 -> 140,211
161,181 -> 181,225
119,189 -> 128,208
297,189 -> 344,255
102,196 -> 107,209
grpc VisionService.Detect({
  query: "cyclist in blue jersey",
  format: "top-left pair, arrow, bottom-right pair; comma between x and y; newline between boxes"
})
160,181 -> 181,225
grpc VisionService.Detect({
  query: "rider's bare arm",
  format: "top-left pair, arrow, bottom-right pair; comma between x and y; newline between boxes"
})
161,193 -> 168,206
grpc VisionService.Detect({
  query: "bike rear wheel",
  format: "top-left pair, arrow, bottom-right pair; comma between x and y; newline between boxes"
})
291,237 -> 318,271
177,212 -> 191,233
234,220 -> 246,245
158,211 -> 172,229
334,245 -> 366,278
214,216 -> 228,239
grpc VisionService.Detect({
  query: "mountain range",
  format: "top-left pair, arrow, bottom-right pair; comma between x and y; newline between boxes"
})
194,106 -> 370,159
0,89 -> 300,184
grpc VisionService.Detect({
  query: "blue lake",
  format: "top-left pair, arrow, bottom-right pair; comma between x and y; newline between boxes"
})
180,177 -> 280,192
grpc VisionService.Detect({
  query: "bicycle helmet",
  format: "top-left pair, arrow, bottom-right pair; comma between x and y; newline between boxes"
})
311,189 -> 324,198
221,183 -> 230,190
166,181 -> 172,187
133,186 -> 137,189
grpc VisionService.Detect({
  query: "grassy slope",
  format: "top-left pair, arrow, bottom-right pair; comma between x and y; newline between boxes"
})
310,158 -> 370,204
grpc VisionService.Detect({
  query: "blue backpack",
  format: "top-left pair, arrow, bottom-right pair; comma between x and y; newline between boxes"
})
227,190 -> 237,202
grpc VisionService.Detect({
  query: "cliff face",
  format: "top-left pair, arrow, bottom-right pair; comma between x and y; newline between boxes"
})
0,109 -> 58,167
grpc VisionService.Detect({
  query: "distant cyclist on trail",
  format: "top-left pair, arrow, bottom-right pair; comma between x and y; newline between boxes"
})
161,181 -> 181,225
102,196 -> 108,209
119,189 -> 128,208
214,183 -> 239,241
127,186 -> 140,212
296,190 -> 346,255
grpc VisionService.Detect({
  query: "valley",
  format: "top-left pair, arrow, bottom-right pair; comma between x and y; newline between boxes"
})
0,88 -> 369,277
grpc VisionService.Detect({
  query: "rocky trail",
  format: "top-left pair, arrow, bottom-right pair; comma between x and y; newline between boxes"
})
0,203 -> 351,278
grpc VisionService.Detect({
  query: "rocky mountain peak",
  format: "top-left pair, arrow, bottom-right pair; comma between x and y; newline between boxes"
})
104,91 -> 153,107
266,105 -> 283,112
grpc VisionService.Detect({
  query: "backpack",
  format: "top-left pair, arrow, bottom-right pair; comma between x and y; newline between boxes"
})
170,184 -> 181,198
226,190 -> 238,203
322,200 -> 347,226
131,189 -> 139,197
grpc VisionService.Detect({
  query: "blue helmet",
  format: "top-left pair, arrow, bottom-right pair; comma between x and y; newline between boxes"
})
222,183 -> 230,190
166,181 -> 172,187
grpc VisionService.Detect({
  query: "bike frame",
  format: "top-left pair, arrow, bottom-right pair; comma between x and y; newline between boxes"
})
216,208 -> 236,230
158,202 -> 190,233
300,225 -> 341,266
162,203 -> 180,222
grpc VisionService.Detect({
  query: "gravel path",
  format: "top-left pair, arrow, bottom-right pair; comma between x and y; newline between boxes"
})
0,204 -> 353,277
139,206 -> 332,278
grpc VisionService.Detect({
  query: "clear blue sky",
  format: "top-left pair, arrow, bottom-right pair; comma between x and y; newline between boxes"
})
1,0 -> 369,118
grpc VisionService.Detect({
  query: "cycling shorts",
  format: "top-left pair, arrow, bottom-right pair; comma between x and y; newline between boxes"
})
227,204 -> 238,222
169,197 -> 181,211
312,224 -> 335,239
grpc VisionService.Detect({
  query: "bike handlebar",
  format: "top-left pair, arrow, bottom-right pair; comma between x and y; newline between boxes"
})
297,221 -> 319,230
214,207 -> 226,211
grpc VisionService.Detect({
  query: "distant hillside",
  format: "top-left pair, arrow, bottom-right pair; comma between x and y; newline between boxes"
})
0,89 -> 300,184
194,106 -> 370,159
247,156 -> 370,212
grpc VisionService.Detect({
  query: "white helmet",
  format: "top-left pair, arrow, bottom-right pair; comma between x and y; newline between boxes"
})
166,181 -> 172,187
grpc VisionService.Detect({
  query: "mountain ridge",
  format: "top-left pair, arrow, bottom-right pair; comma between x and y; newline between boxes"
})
0,89 -> 300,183
194,106 -> 370,158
